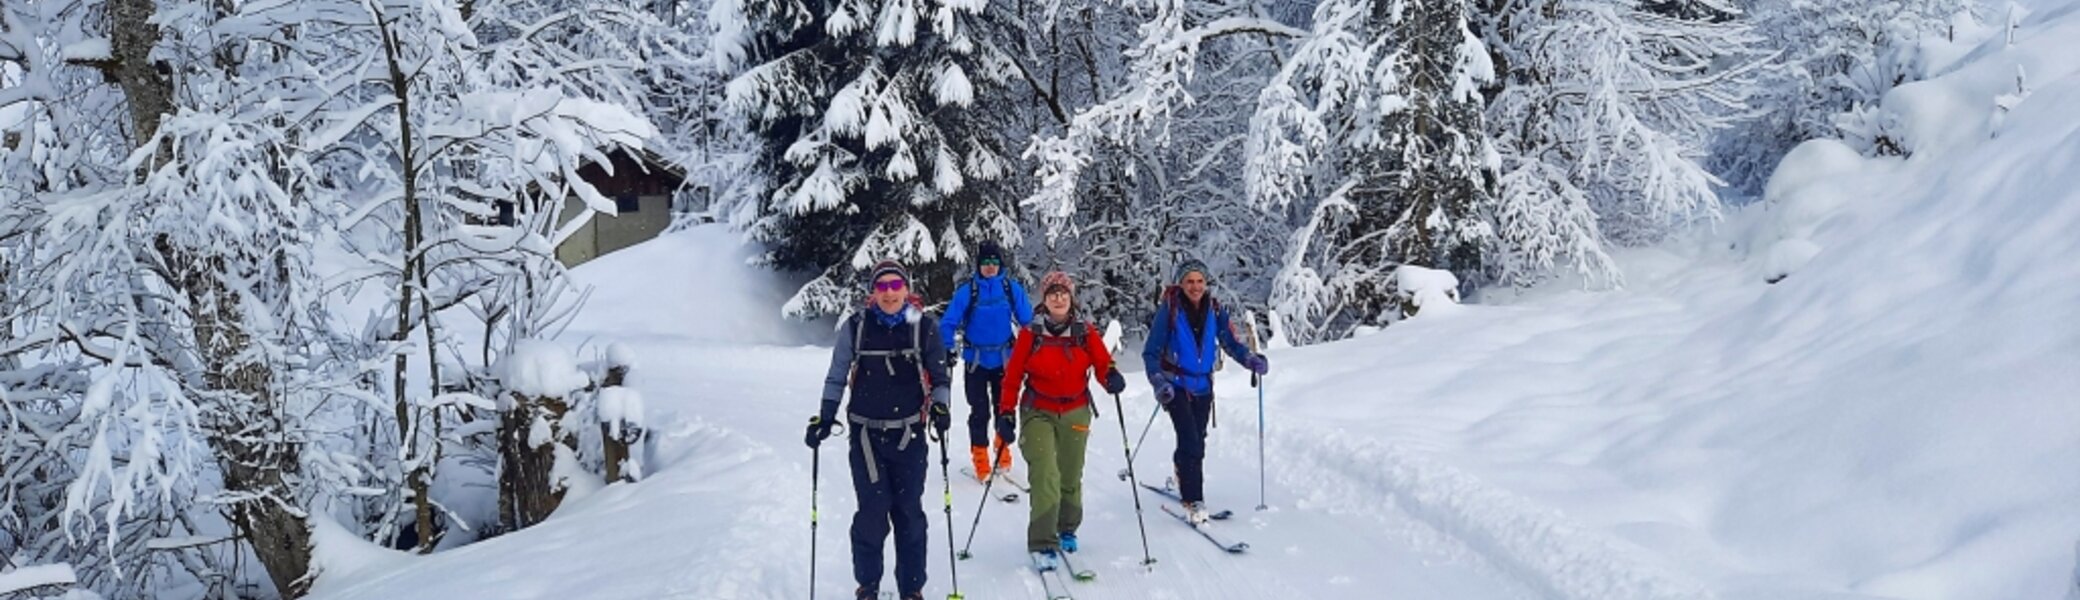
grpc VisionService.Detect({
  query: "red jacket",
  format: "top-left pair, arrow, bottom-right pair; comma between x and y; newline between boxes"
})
1000,320 -> 1114,415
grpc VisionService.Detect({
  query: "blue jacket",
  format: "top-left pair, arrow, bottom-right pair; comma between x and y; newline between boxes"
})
1141,288 -> 1254,396
940,274 -> 1033,369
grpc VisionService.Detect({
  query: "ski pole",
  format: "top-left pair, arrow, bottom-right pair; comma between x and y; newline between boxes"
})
1111,391 -> 1158,568
1249,321 -> 1267,511
810,421 -> 821,600
954,472 -> 999,560
936,430 -> 964,599
1116,404 -> 1163,482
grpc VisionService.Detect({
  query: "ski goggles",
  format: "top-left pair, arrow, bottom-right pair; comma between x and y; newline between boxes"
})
872,278 -> 908,293
979,258 -> 1001,267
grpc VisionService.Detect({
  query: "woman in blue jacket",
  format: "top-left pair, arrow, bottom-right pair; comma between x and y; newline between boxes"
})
1140,258 -> 1268,524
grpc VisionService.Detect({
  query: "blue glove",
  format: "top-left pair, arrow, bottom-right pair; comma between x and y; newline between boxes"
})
1245,354 -> 1269,375
1154,382 -> 1176,407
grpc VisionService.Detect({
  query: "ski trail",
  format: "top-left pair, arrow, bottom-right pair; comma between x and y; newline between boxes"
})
1213,412 -> 1715,600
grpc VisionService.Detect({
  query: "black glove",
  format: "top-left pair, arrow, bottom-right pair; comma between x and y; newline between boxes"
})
929,402 -> 952,434
946,351 -> 960,372
995,413 -> 1017,445
804,416 -> 835,449
1103,368 -> 1127,395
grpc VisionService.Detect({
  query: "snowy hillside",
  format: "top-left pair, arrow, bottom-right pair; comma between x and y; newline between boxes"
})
303,6 -> 2079,600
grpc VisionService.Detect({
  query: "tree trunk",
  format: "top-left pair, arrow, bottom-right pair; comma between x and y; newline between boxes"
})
498,392 -> 574,530
598,365 -> 637,483
112,1 -> 312,594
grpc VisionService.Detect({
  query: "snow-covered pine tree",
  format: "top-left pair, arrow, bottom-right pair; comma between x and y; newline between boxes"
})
715,0 -> 1019,317
1016,0 -> 1299,332
1714,0 -> 1971,190
1254,0 -> 1499,344
1478,0 -> 1766,283
635,0 -> 758,227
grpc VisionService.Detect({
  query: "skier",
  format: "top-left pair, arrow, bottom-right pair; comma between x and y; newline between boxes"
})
997,271 -> 1127,567
804,260 -> 954,600
1140,258 -> 1269,525
939,241 -> 1033,482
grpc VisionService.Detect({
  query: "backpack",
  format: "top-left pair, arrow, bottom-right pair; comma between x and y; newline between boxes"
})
1025,320 -> 1096,358
960,275 -> 1018,331
848,295 -> 933,417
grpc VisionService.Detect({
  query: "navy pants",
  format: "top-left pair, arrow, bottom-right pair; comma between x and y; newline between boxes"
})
849,424 -> 930,596
1166,390 -> 1215,503
964,366 -> 1005,448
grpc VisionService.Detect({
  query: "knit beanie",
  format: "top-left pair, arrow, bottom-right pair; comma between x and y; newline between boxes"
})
1040,270 -> 1074,296
868,260 -> 908,288
1173,258 -> 1209,284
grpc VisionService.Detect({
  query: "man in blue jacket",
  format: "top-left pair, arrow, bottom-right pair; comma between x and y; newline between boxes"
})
1141,257 -> 1269,524
939,241 -> 1033,481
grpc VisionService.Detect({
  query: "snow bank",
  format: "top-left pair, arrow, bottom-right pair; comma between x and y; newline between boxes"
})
564,224 -> 827,346
306,516 -> 410,597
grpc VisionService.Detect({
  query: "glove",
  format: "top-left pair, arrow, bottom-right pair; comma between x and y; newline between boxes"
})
804,416 -> 835,449
1245,354 -> 1270,375
995,413 -> 1017,445
1103,368 -> 1127,395
929,402 -> 952,434
1154,382 -> 1176,407
946,351 -> 960,372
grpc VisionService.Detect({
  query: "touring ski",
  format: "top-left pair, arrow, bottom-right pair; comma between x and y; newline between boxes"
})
1138,483 -> 1234,520
1159,504 -> 1249,554
1029,552 -> 1075,600
1056,549 -> 1098,581
957,468 -> 1022,503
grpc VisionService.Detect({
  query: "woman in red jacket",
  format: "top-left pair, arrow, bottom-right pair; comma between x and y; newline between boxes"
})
998,271 -> 1128,567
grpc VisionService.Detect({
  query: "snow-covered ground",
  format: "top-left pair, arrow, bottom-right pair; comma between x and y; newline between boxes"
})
306,4 -> 2080,600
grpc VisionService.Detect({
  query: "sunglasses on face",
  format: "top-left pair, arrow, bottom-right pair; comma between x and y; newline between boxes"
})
873,279 -> 908,293
980,258 -> 1001,267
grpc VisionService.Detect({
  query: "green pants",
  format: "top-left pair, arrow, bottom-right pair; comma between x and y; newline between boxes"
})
1018,404 -> 1092,552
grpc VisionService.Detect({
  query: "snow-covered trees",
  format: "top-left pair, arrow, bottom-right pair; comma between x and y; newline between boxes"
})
1482,0 -> 1767,283
1025,0 -> 1768,342
716,0 -> 1021,317
2,0 -> 689,593
1015,0 -> 1299,331
1715,0 -> 1972,189
1250,0 -> 1499,343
